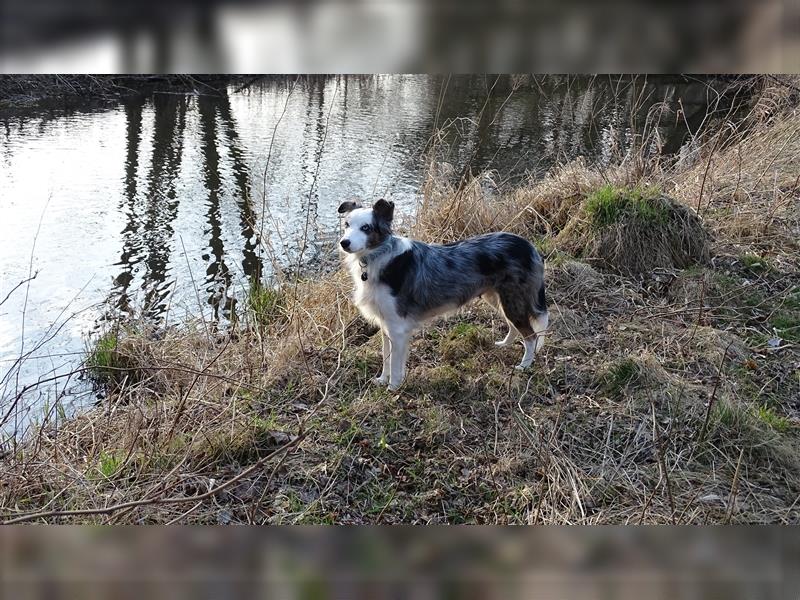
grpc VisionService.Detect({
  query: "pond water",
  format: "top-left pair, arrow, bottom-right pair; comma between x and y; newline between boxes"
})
0,75 -> 749,429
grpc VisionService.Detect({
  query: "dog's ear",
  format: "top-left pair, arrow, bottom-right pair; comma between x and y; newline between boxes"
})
372,199 -> 395,223
338,201 -> 361,214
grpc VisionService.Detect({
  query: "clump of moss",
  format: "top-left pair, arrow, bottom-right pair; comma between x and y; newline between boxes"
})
557,186 -> 710,275
414,365 -> 464,399
584,184 -> 666,228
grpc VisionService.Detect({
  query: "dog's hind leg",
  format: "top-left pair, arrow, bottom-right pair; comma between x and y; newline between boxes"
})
495,312 -> 521,348
505,316 -> 537,370
373,329 -> 391,386
485,290 -> 519,347
495,326 -> 519,348
514,307 -> 549,369
497,288 -> 540,370
531,280 -> 549,355
481,291 -> 501,310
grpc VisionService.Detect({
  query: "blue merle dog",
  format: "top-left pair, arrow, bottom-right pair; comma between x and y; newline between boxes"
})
338,199 -> 549,391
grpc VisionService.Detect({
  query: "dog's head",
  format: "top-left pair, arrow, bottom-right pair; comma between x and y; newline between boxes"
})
337,199 -> 394,254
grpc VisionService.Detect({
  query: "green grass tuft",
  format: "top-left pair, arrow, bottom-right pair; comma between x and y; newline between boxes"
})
711,399 -> 791,442
739,253 -> 771,272
755,405 -> 791,433
784,290 -> 800,311
251,412 -> 280,432
585,184 -> 665,228
247,280 -> 285,329
92,450 -> 123,480
447,322 -> 481,338
771,311 -> 800,342
87,331 -> 122,382
602,358 -> 642,395
419,404 -> 453,441
712,401 -> 744,429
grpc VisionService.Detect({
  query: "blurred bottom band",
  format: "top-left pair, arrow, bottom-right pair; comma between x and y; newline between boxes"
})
0,526 -> 792,599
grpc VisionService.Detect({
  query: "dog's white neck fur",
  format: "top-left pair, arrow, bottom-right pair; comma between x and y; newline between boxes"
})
344,235 -> 409,285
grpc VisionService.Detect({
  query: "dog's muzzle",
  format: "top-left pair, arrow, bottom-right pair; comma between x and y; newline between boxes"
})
340,239 -> 351,251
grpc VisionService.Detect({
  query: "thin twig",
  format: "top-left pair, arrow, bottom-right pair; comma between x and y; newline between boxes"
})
696,340 -> 734,448
724,448 -> 745,524
651,397 -> 676,524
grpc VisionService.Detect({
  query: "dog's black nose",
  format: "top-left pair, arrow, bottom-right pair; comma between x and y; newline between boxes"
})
340,239 -> 351,250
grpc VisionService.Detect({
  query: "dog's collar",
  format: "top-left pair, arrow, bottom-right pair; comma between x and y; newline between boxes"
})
358,238 -> 393,281
358,258 -> 369,281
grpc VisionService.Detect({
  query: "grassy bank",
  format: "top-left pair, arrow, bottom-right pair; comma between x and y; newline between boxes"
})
2,79 -> 799,524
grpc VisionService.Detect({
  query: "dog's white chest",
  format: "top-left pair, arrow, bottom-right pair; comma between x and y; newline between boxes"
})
343,239 -> 412,327
354,279 -> 396,325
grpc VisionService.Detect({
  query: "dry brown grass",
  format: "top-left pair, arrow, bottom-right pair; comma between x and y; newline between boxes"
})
414,157 -> 642,244
668,81 -> 800,256
2,78 -> 800,524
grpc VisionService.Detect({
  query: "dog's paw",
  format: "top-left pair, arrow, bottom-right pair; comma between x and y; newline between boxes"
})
495,340 -> 512,348
387,380 -> 403,392
515,363 -> 532,371
372,376 -> 389,386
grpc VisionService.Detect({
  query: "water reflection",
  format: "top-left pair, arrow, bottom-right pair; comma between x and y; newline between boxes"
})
197,94 -> 235,321
112,89 -> 267,322
142,94 -> 187,318
113,94 -> 188,319
298,77 -> 329,266
215,94 -> 263,284
115,95 -> 144,313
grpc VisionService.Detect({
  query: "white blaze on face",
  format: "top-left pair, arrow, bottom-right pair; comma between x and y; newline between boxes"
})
340,208 -> 374,253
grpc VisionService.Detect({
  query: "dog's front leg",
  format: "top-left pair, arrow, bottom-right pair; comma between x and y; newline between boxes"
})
373,329 -> 391,386
387,330 -> 410,391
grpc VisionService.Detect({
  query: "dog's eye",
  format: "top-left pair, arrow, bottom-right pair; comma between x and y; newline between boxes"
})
360,224 -> 371,233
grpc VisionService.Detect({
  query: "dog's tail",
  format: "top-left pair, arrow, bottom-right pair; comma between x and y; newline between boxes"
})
529,262 -> 548,352
530,251 -> 548,315
533,280 -> 548,314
